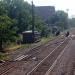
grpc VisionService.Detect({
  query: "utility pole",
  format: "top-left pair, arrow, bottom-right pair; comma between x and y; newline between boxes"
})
66,9 -> 69,30
32,1 -> 35,42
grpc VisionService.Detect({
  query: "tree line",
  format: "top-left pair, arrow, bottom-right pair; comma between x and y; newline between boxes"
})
0,0 -> 75,51
0,0 -> 49,51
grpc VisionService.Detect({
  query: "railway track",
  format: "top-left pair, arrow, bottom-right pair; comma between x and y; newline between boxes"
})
11,36 -> 63,61
27,38 -> 70,75
0,36 -> 68,75
14,36 -> 64,61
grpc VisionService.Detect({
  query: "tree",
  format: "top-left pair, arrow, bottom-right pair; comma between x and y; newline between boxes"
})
34,16 -> 42,32
41,23 -> 50,37
46,10 -> 68,31
56,11 -> 68,30
69,18 -> 75,28
0,0 -> 7,15
2,0 -> 32,33
0,15 -> 17,51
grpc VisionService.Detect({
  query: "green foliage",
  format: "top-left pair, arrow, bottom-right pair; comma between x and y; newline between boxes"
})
0,52 -> 9,60
0,15 -> 17,50
46,10 -> 68,31
0,0 -> 51,37
1,0 -> 74,51
69,18 -> 75,27
35,16 -> 43,32
41,24 -> 50,37
0,1 -> 7,15
1,0 -> 32,33
56,11 -> 68,29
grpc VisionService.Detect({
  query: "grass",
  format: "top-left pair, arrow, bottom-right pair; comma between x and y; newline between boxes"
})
0,36 -> 55,61
5,36 -> 55,52
0,53 -> 9,61
5,43 -> 22,52
41,36 -> 55,44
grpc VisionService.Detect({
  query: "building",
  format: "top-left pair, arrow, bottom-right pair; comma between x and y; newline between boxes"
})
35,6 -> 55,21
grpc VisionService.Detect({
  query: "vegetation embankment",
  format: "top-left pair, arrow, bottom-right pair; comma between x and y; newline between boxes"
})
0,36 -> 54,61
0,0 -> 75,60
6,36 -> 54,52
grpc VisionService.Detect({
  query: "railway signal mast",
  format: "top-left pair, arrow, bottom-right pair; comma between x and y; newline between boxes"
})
32,1 -> 35,42
66,9 -> 69,30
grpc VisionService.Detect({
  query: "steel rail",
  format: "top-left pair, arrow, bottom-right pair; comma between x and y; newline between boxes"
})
27,37 -> 69,75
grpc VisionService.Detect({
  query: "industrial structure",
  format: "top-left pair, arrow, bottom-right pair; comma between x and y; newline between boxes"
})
22,31 -> 40,43
22,4 -> 56,43
22,1 -> 40,43
35,6 -> 55,21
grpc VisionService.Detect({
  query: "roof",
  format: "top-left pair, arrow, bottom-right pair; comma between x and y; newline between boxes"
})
22,30 -> 39,34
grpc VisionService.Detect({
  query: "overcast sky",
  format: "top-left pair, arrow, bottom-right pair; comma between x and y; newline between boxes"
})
24,0 -> 75,18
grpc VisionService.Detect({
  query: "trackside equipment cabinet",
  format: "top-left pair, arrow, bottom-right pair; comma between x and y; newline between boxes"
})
22,31 -> 40,43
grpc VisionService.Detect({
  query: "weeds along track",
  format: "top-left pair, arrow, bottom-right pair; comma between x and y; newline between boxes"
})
0,36 -> 66,75
27,38 -> 70,75
11,36 -> 64,61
